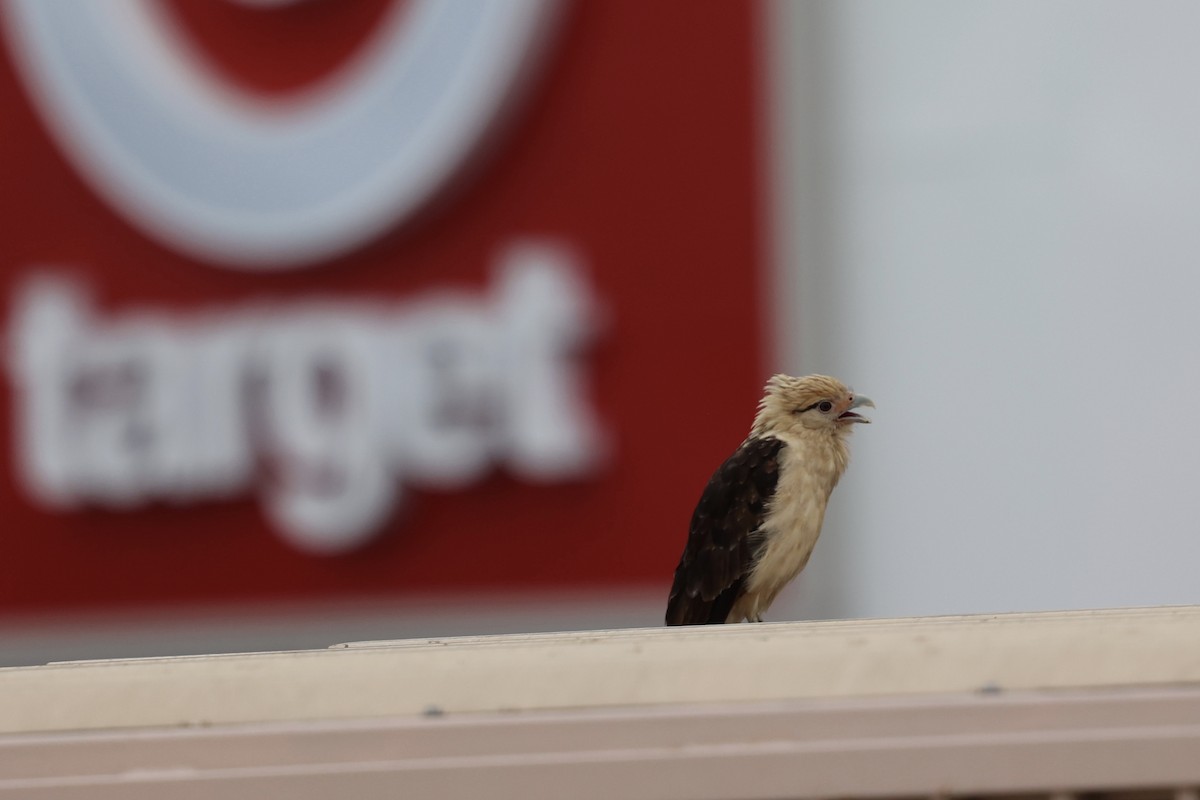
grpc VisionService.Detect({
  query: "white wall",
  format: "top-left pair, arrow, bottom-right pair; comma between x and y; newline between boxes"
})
770,0 -> 1200,619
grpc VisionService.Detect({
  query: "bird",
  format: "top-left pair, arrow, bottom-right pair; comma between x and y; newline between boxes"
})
665,374 -> 873,625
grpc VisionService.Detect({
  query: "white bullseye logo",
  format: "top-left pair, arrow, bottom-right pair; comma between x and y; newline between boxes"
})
3,0 -> 559,269
2,0 -> 607,555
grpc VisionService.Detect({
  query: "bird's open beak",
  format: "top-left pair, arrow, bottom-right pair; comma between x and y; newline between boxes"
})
838,394 -> 874,424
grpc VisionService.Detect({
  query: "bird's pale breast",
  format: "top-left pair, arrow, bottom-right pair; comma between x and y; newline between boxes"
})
735,434 -> 848,620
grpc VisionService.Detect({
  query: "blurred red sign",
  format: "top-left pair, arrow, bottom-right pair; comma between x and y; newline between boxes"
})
0,0 -> 769,614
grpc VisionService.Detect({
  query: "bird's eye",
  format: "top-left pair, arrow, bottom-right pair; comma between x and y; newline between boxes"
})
818,401 -> 833,413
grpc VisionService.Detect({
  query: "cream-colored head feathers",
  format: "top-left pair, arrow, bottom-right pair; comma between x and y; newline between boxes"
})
751,374 -> 873,438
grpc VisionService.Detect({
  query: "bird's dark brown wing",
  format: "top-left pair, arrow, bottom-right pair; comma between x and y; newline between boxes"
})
665,435 -> 784,625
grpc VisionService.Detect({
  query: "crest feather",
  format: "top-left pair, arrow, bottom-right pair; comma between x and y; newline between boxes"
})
752,373 -> 852,435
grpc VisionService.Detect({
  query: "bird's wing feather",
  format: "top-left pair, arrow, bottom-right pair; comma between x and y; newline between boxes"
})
665,436 -> 784,625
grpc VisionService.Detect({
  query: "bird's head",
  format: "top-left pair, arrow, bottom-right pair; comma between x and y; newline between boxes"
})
751,374 -> 874,438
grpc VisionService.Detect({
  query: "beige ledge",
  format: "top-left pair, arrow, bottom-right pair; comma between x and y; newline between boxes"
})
3,605 -> 1200,735
5,606 -> 1200,798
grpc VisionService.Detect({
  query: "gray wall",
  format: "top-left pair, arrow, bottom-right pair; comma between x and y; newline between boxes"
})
770,0 -> 1200,620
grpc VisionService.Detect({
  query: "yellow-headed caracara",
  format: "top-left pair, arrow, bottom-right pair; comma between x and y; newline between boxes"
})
666,374 -> 873,625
